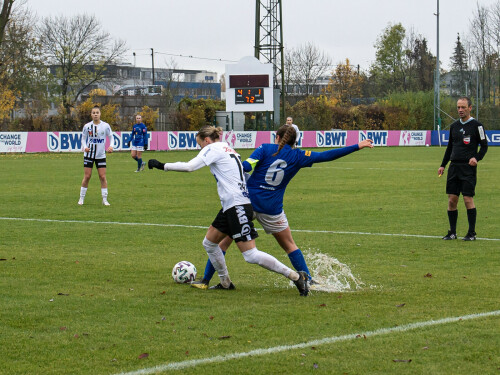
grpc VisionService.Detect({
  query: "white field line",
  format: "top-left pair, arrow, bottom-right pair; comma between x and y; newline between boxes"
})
1,217 -> 499,241
113,310 -> 500,375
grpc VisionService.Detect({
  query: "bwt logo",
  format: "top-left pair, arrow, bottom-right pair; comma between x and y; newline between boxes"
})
359,131 -> 388,146
168,132 -> 199,150
47,132 -> 82,152
316,131 -> 347,147
114,134 -> 123,149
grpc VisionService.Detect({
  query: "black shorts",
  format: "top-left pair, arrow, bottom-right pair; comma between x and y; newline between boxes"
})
84,157 -> 107,169
211,204 -> 259,243
446,162 -> 477,197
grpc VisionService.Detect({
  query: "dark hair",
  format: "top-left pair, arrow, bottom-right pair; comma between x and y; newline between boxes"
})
458,96 -> 472,107
92,105 -> 100,110
272,125 -> 297,156
196,125 -> 222,141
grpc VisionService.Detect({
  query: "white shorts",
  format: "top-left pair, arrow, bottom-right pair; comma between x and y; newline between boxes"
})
131,145 -> 144,151
255,211 -> 289,234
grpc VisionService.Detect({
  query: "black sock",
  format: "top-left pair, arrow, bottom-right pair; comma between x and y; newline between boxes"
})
448,210 -> 458,233
466,208 -> 477,234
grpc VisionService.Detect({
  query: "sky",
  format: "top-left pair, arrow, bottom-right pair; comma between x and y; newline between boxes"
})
25,0 -> 498,77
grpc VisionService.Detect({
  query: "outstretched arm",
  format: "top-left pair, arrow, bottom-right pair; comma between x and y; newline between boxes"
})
311,139 -> 373,163
148,155 -> 205,172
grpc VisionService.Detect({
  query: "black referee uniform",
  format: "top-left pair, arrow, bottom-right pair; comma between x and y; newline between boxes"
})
440,117 -> 488,239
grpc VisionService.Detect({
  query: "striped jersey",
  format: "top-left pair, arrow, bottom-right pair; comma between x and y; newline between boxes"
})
197,141 -> 251,212
82,121 -> 113,159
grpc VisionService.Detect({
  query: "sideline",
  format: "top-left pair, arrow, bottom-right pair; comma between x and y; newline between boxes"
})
1,216 -> 499,241
113,310 -> 500,374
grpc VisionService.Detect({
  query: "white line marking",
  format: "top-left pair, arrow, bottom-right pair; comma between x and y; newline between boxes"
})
113,310 -> 500,375
1,217 -> 499,241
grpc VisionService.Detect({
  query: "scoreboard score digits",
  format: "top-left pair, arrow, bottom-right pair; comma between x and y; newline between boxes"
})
235,88 -> 264,104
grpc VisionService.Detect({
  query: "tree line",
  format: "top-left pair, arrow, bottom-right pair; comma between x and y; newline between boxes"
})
1,0 -> 499,132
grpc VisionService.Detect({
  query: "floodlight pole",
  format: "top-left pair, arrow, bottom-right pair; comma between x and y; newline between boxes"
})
434,0 -> 441,131
151,48 -> 155,86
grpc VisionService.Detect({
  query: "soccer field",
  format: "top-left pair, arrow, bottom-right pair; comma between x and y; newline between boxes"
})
1,147 -> 499,375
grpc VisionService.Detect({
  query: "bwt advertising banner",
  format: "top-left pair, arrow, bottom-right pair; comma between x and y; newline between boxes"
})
5,130 -> 500,153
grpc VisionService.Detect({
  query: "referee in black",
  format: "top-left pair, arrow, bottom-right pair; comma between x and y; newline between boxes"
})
438,96 -> 488,241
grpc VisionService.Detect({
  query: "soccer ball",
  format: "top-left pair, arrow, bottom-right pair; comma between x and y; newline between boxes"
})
172,261 -> 197,283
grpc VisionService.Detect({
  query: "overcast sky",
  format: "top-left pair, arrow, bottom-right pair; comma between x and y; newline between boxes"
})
26,0 -> 498,76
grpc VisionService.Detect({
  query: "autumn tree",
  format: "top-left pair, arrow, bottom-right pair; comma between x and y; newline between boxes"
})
38,14 -> 126,128
138,106 -> 159,130
327,58 -> 364,106
0,1 -> 48,122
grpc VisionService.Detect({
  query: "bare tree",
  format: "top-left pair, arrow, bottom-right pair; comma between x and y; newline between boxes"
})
38,14 -> 126,127
468,3 -> 493,102
285,42 -> 332,97
0,0 -> 16,46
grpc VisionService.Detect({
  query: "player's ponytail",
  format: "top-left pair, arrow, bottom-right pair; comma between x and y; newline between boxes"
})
197,125 -> 223,141
272,125 -> 297,156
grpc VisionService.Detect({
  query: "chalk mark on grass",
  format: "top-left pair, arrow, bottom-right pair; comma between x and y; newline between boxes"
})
1,217 -> 499,241
113,310 -> 500,374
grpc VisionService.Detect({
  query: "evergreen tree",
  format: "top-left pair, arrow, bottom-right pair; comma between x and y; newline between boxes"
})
450,33 -> 469,95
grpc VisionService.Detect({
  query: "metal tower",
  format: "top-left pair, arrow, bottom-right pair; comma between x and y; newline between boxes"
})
255,0 -> 285,124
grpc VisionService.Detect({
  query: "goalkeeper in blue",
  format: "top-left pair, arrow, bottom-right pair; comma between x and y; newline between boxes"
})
128,114 -> 148,172
192,124 -> 374,290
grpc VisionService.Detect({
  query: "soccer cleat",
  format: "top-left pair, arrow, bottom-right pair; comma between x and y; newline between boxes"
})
442,231 -> 457,240
208,282 -> 235,290
140,161 -> 146,171
462,232 -> 476,241
134,169 -> 140,173
102,199 -> 111,206
293,271 -> 309,296
78,198 -> 84,205
191,280 -> 210,290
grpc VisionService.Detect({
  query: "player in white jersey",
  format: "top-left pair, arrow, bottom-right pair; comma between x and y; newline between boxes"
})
78,106 -> 114,206
148,125 -> 309,296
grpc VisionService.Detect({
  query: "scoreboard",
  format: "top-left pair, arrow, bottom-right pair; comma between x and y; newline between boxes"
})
226,57 -> 273,112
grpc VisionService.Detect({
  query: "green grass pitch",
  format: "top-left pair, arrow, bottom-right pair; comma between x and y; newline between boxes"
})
0,146 -> 499,375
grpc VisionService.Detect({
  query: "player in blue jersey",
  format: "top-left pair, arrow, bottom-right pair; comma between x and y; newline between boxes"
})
191,124 -> 373,290
128,114 -> 148,172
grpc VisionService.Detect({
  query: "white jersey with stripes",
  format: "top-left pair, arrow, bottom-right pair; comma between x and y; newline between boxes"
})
197,141 -> 251,212
82,121 -> 113,159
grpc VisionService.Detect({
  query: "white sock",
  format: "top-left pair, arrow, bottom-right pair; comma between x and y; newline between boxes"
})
203,237 -> 231,287
101,188 -> 108,200
242,248 -> 295,279
80,187 -> 87,198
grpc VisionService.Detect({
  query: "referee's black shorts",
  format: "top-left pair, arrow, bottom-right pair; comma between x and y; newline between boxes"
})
446,162 -> 477,197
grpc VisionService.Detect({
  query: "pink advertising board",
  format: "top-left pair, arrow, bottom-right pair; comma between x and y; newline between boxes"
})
0,130 -> 432,153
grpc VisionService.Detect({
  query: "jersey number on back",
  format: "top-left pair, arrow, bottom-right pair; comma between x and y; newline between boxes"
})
265,159 -> 287,186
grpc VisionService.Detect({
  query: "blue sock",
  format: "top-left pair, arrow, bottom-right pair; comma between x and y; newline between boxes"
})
137,158 -> 142,169
288,249 -> 311,280
203,250 -> 226,282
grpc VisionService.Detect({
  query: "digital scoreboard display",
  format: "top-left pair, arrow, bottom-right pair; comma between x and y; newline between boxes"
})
235,88 -> 264,104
